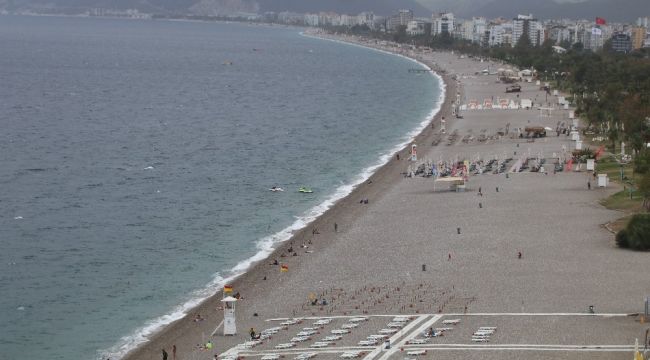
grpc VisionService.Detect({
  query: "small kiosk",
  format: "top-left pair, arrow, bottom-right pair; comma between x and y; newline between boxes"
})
597,174 -> 609,188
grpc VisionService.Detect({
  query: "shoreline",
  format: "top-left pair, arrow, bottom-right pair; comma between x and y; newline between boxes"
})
115,31 -> 455,360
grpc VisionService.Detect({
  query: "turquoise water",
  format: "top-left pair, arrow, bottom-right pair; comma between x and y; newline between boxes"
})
0,16 -> 441,360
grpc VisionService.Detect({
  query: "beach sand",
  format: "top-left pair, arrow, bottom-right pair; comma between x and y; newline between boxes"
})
121,35 -> 649,360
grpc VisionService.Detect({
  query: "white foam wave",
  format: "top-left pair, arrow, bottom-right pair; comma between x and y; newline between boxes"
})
100,32 -> 445,360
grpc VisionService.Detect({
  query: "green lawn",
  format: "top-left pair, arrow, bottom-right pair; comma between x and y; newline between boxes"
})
595,156 -> 644,211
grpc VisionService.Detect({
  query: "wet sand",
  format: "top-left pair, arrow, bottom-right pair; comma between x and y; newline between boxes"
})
122,34 -> 649,360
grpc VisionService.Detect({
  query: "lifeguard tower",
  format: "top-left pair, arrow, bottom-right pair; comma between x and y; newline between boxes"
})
411,144 -> 417,161
221,296 -> 238,335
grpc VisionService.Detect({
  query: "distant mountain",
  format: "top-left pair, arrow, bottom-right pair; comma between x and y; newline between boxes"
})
0,0 -> 432,16
474,0 -> 649,22
416,0 -> 490,16
418,0 -> 648,22
255,0 -> 431,17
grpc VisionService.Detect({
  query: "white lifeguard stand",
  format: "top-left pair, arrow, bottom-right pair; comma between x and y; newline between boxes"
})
411,144 -> 417,161
222,296 -> 238,335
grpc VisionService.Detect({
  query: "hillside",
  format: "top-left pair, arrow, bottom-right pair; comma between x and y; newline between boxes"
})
1,0 -> 432,16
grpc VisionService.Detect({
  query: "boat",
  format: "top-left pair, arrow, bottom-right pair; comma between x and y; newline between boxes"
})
269,187 -> 284,192
298,187 -> 313,193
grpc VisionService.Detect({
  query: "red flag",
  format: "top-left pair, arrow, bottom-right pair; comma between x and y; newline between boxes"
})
595,17 -> 606,25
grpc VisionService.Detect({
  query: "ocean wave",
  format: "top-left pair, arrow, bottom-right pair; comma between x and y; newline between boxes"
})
99,32 -> 444,360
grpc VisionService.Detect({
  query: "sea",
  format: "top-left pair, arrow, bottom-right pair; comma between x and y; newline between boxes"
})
0,15 -> 442,360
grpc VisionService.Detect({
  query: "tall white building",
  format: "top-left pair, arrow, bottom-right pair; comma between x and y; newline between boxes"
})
487,24 -> 507,46
432,12 -> 454,35
547,25 -> 572,44
406,20 -> 427,36
388,9 -> 414,31
304,13 -> 319,27
357,12 -> 375,28
472,17 -> 487,43
460,20 -> 474,41
512,14 -> 544,46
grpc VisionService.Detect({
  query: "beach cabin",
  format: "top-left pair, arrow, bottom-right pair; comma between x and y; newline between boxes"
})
433,177 -> 466,192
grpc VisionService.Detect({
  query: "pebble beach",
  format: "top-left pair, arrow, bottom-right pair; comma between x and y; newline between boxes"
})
122,32 -> 649,360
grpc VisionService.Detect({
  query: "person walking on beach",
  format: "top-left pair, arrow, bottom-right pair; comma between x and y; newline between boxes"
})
518,251 -> 522,259
587,180 -> 591,190
448,253 -> 452,261
162,349 -> 168,360
334,222 -> 338,232
172,345 -> 176,360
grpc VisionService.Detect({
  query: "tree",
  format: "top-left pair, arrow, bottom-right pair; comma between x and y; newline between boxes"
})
393,25 -> 407,43
616,214 -> 650,250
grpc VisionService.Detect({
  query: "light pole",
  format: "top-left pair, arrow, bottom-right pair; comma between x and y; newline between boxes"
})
620,163 -> 624,181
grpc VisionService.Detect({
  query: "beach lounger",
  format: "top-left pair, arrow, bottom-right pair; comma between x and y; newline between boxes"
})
406,350 -> 427,356
295,352 -> 317,360
340,352 -> 361,359
478,327 -> 497,330
358,340 -> 378,346
302,327 -> 318,331
261,354 -> 281,360
291,336 -> 311,342
386,322 -> 405,328
275,343 -> 296,349
313,319 -> 332,326
378,328 -> 398,334
349,317 -> 368,323
310,342 -> 330,348
281,319 -> 301,326
406,339 -> 429,345
435,327 -> 453,332
322,335 -> 341,341
392,317 -> 410,323
340,323 -> 358,329
331,329 -> 350,335
240,340 -> 262,348
368,334 -> 388,340
262,327 -> 283,335
473,330 -> 494,336
472,334 -> 491,338
471,338 -> 489,342
297,330 -> 317,336
442,319 -> 460,325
